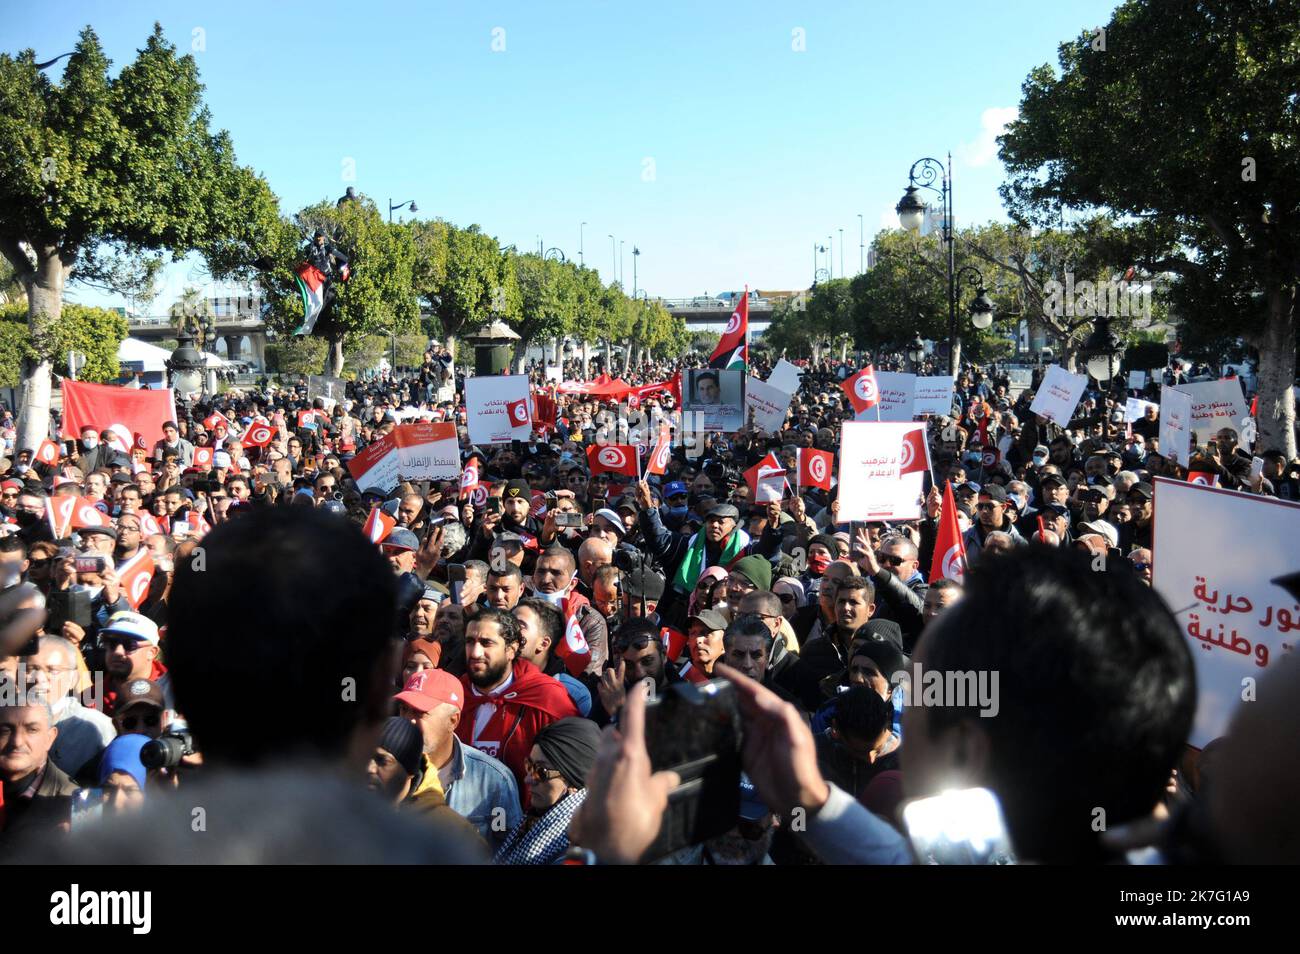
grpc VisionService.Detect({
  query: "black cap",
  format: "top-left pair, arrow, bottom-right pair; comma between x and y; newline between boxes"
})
1041,502 -> 1071,517
979,484 -> 1008,504
850,620 -> 907,679
1129,482 -> 1154,500
503,478 -> 531,499
1040,472 -> 1068,487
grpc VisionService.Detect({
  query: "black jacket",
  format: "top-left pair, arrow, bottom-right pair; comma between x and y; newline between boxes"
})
869,570 -> 928,654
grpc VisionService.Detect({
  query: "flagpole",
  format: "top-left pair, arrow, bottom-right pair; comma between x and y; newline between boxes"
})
743,284 -> 750,368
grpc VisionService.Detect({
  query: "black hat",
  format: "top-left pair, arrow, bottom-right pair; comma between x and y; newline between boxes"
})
979,484 -> 1008,504
378,716 -> 422,777
1128,482 -> 1154,500
850,620 -> 907,680
503,478 -> 531,499
1040,472 -> 1068,487
1041,502 -> 1070,517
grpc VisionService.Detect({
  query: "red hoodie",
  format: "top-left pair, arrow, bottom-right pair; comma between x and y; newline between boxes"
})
456,658 -> 578,804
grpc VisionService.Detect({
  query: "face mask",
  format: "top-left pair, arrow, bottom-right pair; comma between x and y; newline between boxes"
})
157,558 -> 174,573
15,463 -> 29,474
1032,454 -> 1048,467
82,438 -> 98,450
667,505 -> 688,518
533,587 -> 567,607
808,553 -> 832,575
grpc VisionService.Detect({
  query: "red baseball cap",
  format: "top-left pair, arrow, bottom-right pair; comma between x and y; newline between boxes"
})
394,668 -> 462,714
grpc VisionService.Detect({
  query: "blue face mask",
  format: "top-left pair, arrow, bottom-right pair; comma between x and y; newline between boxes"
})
667,505 -> 689,518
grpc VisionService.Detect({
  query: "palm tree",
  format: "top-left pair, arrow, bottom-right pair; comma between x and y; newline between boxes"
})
168,286 -> 215,344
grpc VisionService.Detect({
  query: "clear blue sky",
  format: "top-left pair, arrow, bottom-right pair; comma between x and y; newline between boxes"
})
10,0 -> 1117,313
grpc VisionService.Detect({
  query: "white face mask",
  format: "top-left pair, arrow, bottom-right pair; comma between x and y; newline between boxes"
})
532,586 -> 568,607
82,438 -> 98,450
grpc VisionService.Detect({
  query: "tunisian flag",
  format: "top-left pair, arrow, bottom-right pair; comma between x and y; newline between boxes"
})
798,448 -> 833,490
586,444 -> 640,478
532,392 -> 558,434
646,427 -> 673,476
841,366 -> 881,416
555,594 -> 592,677
60,380 -> 176,446
117,549 -> 156,610
363,506 -> 397,543
929,481 -> 968,584
708,292 -> 748,370
900,425 -> 931,476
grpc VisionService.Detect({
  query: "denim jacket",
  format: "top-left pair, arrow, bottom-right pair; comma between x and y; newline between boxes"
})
442,736 -> 523,847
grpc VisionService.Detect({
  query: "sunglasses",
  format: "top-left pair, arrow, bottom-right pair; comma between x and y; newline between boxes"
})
523,758 -> 563,782
877,553 -> 908,567
775,592 -> 796,604
120,710 -> 162,732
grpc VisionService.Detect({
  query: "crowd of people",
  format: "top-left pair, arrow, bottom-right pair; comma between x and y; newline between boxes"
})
0,344 -> 1297,865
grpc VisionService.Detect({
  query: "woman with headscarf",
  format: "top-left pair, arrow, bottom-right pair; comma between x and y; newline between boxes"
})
687,566 -> 728,617
493,717 -> 601,865
399,636 -> 442,690
97,734 -> 150,816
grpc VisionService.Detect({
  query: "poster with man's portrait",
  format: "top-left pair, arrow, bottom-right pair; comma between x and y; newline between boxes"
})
682,368 -> 745,432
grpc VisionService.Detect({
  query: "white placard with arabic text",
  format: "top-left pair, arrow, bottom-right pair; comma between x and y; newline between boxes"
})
836,421 -> 924,522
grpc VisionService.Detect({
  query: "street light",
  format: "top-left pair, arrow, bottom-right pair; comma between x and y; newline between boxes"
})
908,335 -> 926,364
969,288 -> 995,330
898,152 -> 977,375
1081,316 -> 1124,382
543,247 -> 567,263
166,332 -> 204,401
388,198 -> 418,223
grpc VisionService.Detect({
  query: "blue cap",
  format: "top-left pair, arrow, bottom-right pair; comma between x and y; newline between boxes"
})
664,481 -> 688,499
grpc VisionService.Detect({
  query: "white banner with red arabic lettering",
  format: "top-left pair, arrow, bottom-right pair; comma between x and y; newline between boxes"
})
1028,365 -> 1088,427
835,421 -> 925,522
1151,478 -> 1300,747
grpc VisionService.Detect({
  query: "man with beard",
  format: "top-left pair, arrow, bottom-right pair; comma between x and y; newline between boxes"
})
455,608 -> 578,799
512,598 -> 591,716
591,618 -> 680,726
366,717 -> 423,805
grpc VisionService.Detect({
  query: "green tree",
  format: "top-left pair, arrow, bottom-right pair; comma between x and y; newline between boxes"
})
412,221 -> 519,360
264,336 -> 327,377
998,0 -> 1299,455
257,196 -> 418,376
168,285 -> 214,341
0,25 -> 283,451
0,301 -> 127,387
510,253 -> 576,367
805,279 -> 855,359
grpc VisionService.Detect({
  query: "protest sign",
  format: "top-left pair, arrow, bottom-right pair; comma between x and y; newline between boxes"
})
1159,385 -> 1193,466
59,380 -> 176,445
870,371 -> 915,422
1028,365 -> 1087,426
346,432 -> 399,493
1177,379 -> 1250,442
767,358 -> 803,395
682,368 -> 745,432
754,469 -> 787,503
435,384 -> 455,404
836,421 -> 925,522
1124,398 -> 1159,423
1151,479 -> 1300,747
744,376 -> 792,434
394,422 -> 460,481
913,375 -> 955,416
544,366 -> 562,383
1127,369 -> 1147,390
465,374 -> 532,444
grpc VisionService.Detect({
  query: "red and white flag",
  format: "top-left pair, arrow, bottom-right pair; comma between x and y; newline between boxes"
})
104,423 -> 133,455
47,497 -> 76,538
363,506 -> 397,544
708,291 -> 749,370
243,422 -> 275,447
138,512 -> 162,537
587,444 -> 640,479
36,439 -> 60,467
660,626 -> 688,664
929,481 -> 968,584
900,426 -> 931,477
532,392 -> 557,434
646,427 -> 673,477
555,595 -> 592,677
71,498 -> 109,530
1188,470 -> 1220,488
203,413 -> 225,431
190,512 -> 211,537
117,549 -> 156,610
678,660 -> 710,685
459,459 -> 481,500
743,452 -> 785,498
505,398 -> 531,429
798,448 -> 834,490
193,447 -> 214,470
842,366 -> 881,416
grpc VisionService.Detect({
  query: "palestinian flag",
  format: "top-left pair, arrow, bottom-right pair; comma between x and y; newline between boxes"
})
708,290 -> 748,370
294,263 -> 327,335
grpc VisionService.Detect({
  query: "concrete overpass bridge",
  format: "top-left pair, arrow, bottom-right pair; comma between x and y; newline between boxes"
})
125,314 -> 269,370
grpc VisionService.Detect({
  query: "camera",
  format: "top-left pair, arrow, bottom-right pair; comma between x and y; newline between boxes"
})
140,721 -> 195,770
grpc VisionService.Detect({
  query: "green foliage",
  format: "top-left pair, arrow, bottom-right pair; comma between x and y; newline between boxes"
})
394,334 -> 428,369
264,337 -> 327,376
997,0 -> 1298,451
0,301 -> 127,385
511,252 -> 577,353
257,197 -> 418,362
413,221 -> 518,348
